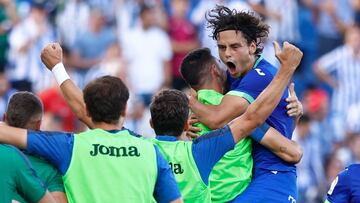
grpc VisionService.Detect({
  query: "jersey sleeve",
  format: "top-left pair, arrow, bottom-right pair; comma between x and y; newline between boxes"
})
326,169 -> 350,203
192,125 -> 235,185
26,130 -> 74,175
250,122 -> 271,143
12,148 -> 47,203
153,145 -> 182,203
227,68 -> 272,104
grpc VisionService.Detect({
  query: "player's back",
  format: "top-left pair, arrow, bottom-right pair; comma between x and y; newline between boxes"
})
150,137 -> 211,203
64,129 -> 158,203
227,57 -> 295,172
0,145 -> 45,203
13,154 -> 64,202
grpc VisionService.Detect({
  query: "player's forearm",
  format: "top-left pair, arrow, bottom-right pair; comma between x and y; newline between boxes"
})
60,80 -> 94,129
273,140 -> 303,164
0,124 -> 28,149
189,98 -> 227,129
260,128 -> 303,163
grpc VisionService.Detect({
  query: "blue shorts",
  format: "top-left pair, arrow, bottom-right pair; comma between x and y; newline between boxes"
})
230,169 -> 297,203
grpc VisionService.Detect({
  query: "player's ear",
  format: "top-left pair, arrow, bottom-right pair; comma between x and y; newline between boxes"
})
249,41 -> 256,55
35,120 -> 41,131
183,119 -> 189,131
211,63 -> 220,78
2,113 -> 7,123
149,118 -> 154,129
121,103 -> 127,117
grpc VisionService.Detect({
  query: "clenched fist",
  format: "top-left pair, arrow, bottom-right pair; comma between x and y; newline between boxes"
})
41,43 -> 63,71
273,41 -> 303,72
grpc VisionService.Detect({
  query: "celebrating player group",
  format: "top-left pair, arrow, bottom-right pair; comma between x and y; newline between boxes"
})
0,4 -> 355,203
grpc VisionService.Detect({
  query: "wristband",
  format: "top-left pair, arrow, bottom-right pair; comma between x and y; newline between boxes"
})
250,122 -> 270,143
52,63 -> 70,85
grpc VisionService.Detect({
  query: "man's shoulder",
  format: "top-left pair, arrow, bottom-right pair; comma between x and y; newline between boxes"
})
347,164 -> 360,178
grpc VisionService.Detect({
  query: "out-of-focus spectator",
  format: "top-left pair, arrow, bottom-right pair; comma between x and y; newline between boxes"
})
314,0 -> 354,57
168,0 -> 199,90
0,0 -> 19,73
314,24 -> 360,141
303,88 -> 336,159
0,72 -> 16,118
70,8 -> 116,88
56,0 -> 90,47
294,115 -> 326,203
352,0 -> 360,24
98,42 -> 127,81
346,103 -> 360,134
249,0 -> 300,67
7,0 -> 56,92
349,134 -> 360,163
191,0 -> 251,57
122,3 -> 172,107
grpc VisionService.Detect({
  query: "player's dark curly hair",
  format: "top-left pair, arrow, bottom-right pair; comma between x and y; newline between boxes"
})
83,76 -> 129,124
206,5 -> 270,55
150,89 -> 189,137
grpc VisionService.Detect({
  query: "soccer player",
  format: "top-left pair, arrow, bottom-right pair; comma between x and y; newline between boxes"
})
3,92 -> 67,203
326,164 -> 360,203
39,41 -> 302,202
180,47 -> 303,202
0,144 -> 56,203
188,6 -> 302,202
0,47 -> 182,203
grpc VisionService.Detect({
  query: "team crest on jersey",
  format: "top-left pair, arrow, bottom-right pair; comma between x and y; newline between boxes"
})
255,68 -> 266,76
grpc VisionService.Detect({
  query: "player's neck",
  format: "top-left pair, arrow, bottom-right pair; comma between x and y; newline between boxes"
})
199,81 -> 223,94
176,132 -> 191,141
243,55 -> 258,76
92,117 -> 124,131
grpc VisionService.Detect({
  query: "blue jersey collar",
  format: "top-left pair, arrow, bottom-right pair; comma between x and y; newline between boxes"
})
156,135 -> 178,142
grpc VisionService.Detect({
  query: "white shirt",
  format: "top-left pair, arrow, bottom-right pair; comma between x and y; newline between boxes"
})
8,17 -> 55,92
318,45 -> 360,115
122,27 -> 172,95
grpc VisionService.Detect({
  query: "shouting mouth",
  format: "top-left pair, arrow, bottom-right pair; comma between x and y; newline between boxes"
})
226,61 -> 237,75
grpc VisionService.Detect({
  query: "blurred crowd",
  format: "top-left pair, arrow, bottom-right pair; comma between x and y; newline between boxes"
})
0,0 -> 360,202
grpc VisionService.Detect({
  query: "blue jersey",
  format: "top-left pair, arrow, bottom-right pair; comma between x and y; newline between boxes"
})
327,164 -> 360,203
226,56 -> 295,172
25,129 -> 181,203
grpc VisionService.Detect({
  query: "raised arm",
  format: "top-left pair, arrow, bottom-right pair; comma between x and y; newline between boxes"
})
229,41 -> 303,143
40,43 -> 94,129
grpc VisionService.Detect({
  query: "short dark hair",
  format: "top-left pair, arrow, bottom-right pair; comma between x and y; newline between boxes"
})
150,89 -> 189,137
206,5 -> 269,55
83,76 -> 129,124
6,91 -> 43,128
180,48 -> 215,89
